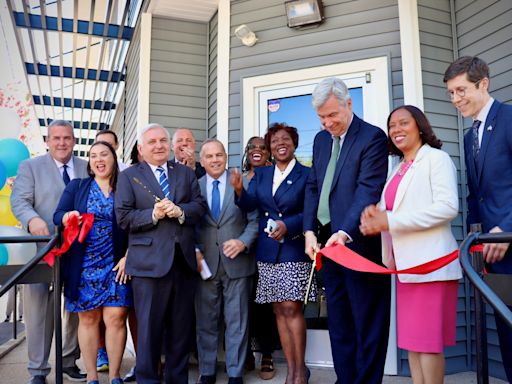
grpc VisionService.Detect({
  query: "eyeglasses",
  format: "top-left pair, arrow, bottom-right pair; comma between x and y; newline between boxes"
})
247,143 -> 267,151
446,79 -> 483,100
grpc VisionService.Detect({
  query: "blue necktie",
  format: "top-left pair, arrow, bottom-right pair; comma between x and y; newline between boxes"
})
472,119 -> 481,161
211,180 -> 221,221
156,166 -> 170,199
62,164 -> 70,186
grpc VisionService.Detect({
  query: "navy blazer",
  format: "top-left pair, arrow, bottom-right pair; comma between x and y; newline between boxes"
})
115,161 -> 207,277
464,100 -> 512,274
303,114 -> 388,261
53,177 -> 127,301
236,161 -> 310,263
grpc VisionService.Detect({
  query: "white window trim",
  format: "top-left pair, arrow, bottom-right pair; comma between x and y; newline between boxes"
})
242,56 -> 391,150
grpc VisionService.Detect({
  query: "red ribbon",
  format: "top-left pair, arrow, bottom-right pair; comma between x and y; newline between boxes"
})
43,213 -> 94,267
316,243 -> 484,275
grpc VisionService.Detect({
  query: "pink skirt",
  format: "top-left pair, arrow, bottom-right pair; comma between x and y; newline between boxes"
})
397,279 -> 458,353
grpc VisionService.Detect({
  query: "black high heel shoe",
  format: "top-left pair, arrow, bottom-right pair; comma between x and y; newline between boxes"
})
305,365 -> 311,383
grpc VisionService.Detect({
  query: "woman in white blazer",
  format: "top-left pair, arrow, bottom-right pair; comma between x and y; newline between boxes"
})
360,105 -> 462,384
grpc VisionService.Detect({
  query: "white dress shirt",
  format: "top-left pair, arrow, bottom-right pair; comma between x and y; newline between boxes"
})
53,158 -> 76,180
272,158 -> 296,195
475,97 -> 494,145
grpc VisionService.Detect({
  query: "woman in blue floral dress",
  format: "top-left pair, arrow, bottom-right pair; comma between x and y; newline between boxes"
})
54,141 -> 132,384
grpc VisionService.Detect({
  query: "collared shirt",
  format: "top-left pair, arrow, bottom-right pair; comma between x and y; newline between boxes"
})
148,162 -> 168,184
475,97 -> 494,145
118,160 -> 129,171
206,171 -> 227,212
272,158 -> 296,195
332,114 -> 352,155
53,158 -> 75,180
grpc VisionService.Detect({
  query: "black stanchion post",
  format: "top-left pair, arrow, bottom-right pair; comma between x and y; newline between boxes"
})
54,255 -> 63,384
470,223 -> 489,384
13,285 -> 17,340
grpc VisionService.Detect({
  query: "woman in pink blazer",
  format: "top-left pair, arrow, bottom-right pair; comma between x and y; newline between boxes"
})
360,105 -> 462,384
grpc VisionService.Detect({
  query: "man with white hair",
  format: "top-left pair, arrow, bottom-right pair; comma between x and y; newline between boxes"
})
303,78 -> 391,384
115,123 -> 206,383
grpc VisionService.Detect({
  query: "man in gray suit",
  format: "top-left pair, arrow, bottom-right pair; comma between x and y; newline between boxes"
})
11,120 -> 87,384
195,139 -> 258,384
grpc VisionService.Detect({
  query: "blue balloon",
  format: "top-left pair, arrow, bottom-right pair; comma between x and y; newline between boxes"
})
0,243 -> 8,265
0,139 -> 30,177
0,160 -> 6,189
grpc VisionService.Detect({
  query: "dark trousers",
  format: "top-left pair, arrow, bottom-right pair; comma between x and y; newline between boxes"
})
319,225 -> 391,384
132,246 -> 198,384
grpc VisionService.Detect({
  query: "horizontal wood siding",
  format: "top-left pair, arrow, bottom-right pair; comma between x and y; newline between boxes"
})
454,0 -> 512,380
417,0 -> 469,374
149,17 -> 208,146
228,0 -> 402,167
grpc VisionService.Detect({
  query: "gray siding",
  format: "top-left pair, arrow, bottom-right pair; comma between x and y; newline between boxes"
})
208,12 -> 218,139
149,17 -> 208,145
453,0 -> 512,380
417,0 -> 469,374
228,0 -> 402,167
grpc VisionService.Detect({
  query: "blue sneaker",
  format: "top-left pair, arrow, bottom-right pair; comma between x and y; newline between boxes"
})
111,378 -> 123,384
96,347 -> 109,372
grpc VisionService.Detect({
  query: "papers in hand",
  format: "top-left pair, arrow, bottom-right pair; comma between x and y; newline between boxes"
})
199,258 -> 212,280
264,218 -> 284,243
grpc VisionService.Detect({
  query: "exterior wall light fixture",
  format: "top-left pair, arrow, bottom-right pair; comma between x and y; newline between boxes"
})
234,24 -> 258,47
285,0 -> 325,28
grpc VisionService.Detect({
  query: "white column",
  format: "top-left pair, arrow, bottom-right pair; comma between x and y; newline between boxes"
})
138,12 -> 152,133
216,0 -> 230,153
398,0 -> 424,109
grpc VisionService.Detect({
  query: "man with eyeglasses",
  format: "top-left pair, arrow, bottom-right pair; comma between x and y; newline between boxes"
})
444,56 -> 512,383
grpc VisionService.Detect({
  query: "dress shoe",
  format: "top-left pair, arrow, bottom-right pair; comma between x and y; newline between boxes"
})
228,377 -> 243,384
28,375 -> 47,384
123,365 -> 136,382
198,374 -> 216,384
62,365 -> 87,382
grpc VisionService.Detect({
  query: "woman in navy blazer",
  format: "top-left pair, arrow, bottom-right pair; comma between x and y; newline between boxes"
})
54,141 -> 131,384
231,123 -> 314,384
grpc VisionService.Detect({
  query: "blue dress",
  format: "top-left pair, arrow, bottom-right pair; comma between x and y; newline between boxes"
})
66,181 -> 133,312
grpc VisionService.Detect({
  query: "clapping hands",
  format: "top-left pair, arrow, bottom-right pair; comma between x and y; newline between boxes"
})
359,204 -> 389,236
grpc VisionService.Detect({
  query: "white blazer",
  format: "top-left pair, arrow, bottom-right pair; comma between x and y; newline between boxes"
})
380,144 -> 463,283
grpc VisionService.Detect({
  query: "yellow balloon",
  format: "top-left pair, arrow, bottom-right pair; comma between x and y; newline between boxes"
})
0,184 -> 11,197
0,195 -> 18,226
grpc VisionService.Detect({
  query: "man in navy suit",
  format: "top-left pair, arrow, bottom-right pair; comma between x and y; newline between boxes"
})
444,56 -> 512,382
115,123 -> 206,383
303,77 -> 391,383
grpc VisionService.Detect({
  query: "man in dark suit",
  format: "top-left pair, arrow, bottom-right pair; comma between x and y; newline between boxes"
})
444,56 -> 512,382
115,123 -> 206,384
195,139 -> 258,384
303,77 -> 391,383
171,127 -> 206,179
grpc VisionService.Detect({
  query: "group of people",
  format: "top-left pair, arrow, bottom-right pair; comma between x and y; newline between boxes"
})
9,54 -> 511,384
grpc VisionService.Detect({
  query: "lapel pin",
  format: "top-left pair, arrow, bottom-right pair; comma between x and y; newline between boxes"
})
487,125 -> 493,131
287,180 -> 292,184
